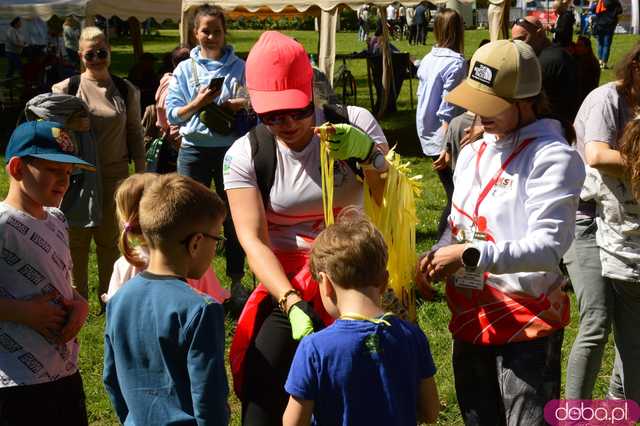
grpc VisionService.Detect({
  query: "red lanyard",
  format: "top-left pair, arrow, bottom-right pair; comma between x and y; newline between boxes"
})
453,138 -> 535,233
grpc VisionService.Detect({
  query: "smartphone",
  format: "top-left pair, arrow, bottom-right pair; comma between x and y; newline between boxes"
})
208,77 -> 225,92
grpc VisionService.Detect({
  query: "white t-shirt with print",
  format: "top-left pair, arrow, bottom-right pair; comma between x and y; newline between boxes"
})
223,106 -> 387,252
0,202 -> 79,388
582,167 -> 640,282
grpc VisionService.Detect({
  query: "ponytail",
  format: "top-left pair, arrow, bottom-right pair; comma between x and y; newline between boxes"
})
118,214 -> 147,268
114,173 -> 158,268
619,118 -> 640,201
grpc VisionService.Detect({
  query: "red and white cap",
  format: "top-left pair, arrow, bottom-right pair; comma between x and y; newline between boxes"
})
246,31 -> 313,114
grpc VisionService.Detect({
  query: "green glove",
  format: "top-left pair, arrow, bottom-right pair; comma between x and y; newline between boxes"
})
326,123 -> 374,161
288,301 -> 318,341
288,304 -> 314,340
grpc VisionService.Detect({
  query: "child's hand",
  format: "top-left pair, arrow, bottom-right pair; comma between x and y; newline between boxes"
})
58,296 -> 89,343
432,150 -> 450,171
416,252 -> 436,298
19,292 -> 67,341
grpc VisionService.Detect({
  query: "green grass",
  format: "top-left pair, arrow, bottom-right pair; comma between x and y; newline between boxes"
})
1,28 -> 635,425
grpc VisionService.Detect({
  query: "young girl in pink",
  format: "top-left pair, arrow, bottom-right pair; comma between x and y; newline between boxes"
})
101,173 -> 230,303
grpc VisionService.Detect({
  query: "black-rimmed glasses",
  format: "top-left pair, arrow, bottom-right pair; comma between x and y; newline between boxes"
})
181,232 -> 226,249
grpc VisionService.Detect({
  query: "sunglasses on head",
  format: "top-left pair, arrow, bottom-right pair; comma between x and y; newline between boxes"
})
258,103 -> 315,126
83,48 -> 109,61
512,18 -> 541,33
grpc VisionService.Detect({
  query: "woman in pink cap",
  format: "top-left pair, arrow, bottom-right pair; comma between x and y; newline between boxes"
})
223,31 -> 390,424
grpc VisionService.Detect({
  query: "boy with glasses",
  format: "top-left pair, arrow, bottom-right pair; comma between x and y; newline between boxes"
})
103,173 -> 229,425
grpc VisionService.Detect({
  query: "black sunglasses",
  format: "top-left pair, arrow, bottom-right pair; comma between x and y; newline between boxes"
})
181,232 -> 226,249
512,18 -> 541,33
258,103 -> 315,126
83,48 -> 109,61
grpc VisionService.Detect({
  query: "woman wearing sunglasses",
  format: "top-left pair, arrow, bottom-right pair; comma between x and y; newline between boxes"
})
52,26 -> 146,311
223,31 -> 389,425
165,4 -> 248,308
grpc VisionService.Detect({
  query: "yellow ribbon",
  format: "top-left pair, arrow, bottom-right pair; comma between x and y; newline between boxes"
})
319,125 -> 335,225
317,124 -> 423,322
339,312 -> 394,326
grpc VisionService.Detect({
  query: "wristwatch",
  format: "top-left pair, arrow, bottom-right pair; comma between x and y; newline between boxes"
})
361,149 -> 388,172
461,244 -> 481,272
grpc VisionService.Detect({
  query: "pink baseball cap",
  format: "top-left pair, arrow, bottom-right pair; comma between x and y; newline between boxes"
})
246,31 -> 313,114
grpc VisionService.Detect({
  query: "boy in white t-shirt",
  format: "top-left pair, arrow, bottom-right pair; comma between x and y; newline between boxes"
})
0,121 -> 93,424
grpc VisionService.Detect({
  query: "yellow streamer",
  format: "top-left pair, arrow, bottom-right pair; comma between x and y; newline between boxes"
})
319,125 -> 335,225
317,122 -> 423,321
365,148 -> 422,321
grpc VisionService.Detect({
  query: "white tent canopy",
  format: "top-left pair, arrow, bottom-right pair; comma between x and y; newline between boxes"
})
85,0 -> 181,22
0,0 -> 182,23
0,0 -> 87,21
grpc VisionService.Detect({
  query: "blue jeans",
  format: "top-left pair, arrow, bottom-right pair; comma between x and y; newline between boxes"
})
597,32 -> 613,63
177,144 -> 246,280
357,22 -> 368,41
453,331 -> 564,426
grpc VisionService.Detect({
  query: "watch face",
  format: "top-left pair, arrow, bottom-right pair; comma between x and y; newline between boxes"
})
463,247 -> 480,267
372,152 -> 386,171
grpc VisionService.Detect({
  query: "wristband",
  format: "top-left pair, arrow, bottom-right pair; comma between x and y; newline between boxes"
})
278,289 -> 300,313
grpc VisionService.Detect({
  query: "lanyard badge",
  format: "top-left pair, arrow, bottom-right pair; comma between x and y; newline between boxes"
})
452,138 -> 535,291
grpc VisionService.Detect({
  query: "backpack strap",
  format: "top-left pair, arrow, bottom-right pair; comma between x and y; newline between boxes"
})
111,74 -> 129,109
322,103 -> 349,124
249,124 -> 277,207
190,58 -> 201,90
68,74 -> 81,96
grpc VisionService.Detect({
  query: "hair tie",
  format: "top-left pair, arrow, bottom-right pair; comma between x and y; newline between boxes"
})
124,222 -> 132,232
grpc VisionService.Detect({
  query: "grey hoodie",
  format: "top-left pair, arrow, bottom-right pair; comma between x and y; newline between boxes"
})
25,93 -> 102,228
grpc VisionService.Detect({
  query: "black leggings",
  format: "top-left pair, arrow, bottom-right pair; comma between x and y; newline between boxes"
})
242,303 -> 299,426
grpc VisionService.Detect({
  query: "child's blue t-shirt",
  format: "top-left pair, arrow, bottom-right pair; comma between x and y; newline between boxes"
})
285,315 -> 436,426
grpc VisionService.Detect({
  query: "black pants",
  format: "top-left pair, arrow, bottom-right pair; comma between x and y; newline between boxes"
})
408,24 -> 417,44
0,371 -> 88,426
242,303 -> 299,426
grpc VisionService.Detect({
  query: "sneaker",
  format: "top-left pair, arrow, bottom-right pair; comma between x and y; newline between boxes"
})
606,391 -> 624,400
224,281 -> 251,318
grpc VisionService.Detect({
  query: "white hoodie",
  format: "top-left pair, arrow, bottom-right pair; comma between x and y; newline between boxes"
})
444,118 -> 585,345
